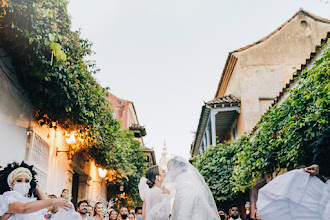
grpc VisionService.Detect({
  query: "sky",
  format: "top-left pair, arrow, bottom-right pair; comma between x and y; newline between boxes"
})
67,0 -> 330,161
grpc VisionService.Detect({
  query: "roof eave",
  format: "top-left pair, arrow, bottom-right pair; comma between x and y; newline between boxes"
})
214,9 -> 330,99
191,105 -> 211,156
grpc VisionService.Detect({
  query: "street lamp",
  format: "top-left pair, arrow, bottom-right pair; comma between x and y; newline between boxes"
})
65,132 -> 76,145
56,132 -> 76,159
98,168 -> 107,178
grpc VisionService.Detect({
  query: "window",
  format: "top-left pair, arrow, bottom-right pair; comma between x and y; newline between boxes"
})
27,132 -> 50,191
231,120 -> 238,140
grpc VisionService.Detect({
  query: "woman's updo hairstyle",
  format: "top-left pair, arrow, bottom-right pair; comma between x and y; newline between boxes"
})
145,165 -> 159,188
312,127 -> 330,178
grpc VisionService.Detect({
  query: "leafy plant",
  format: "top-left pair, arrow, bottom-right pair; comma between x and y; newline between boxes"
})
194,137 -> 249,207
0,0 -> 147,182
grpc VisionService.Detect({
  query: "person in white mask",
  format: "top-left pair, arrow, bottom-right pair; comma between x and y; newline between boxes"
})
0,161 -> 72,220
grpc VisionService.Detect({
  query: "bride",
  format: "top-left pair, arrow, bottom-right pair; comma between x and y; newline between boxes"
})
139,165 -> 171,220
162,156 -> 220,220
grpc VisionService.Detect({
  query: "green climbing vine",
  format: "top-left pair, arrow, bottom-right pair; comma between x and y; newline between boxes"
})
0,0 -> 147,180
195,43 -> 330,202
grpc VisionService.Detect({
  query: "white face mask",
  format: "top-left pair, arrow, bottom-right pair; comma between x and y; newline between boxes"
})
13,183 -> 31,196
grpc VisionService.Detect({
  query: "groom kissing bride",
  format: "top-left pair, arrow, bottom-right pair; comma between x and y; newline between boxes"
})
139,156 -> 220,220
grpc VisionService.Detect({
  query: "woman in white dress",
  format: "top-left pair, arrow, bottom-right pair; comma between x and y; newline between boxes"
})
162,156 -> 220,220
257,128 -> 330,220
138,165 -> 171,220
0,161 -> 73,220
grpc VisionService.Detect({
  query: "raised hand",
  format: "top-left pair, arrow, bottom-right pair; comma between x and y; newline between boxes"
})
51,198 -> 73,211
303,164 -> 319,176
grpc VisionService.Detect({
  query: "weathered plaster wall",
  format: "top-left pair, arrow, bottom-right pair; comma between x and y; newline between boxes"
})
0,48 -> 68,195
0,49 -> 31,165
0,49 -> 110,205
223,14 -> 330,135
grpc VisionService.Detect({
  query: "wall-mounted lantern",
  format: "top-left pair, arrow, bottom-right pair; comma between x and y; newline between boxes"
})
56,132 -> 76,159
98,168 -> 107,178
65,132 -> 76,145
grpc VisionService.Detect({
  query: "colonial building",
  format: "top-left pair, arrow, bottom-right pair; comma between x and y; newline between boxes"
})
107,93 -> 156,167
191,9 -> 330,218
191,9 -> 330,157
0,48 -> 108,207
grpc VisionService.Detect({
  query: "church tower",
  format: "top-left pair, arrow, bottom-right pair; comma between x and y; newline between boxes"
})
158,140 -> 170,170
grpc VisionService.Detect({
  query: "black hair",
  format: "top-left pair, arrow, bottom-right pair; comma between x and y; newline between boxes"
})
60,188 -> 69,197
218,208 -> 226,213
135,206 -> 142,213
77,200 -> 89,208
145,165 -> 159,188
0,161 -> 38,198
229,203 -> 239,209
312,127 -> 330,178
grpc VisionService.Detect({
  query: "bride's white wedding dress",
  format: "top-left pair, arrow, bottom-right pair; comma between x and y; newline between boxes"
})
163,156 -> 220,220
257,169 -> 330,220
170,172 -> 217,220
139,156 -> 220,220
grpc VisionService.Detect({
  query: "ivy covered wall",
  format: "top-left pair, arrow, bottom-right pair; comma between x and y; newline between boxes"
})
195,41 -> 330,204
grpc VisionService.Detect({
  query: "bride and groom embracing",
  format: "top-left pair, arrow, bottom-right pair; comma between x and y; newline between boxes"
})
138,156 -> 220,220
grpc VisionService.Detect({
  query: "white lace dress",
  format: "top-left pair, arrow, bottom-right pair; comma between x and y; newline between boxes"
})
0,190 -> 47,220
257,169 -> 330,220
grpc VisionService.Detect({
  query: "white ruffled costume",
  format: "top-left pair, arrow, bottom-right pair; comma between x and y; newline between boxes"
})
0,190 -> 47,219
257,169 -> 330,220
0,167 -> 81,220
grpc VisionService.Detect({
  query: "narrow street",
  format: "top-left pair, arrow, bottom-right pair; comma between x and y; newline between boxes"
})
0,1 -> 329,220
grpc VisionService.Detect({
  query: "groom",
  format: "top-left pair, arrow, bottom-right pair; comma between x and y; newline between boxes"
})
164,156 -> 220,220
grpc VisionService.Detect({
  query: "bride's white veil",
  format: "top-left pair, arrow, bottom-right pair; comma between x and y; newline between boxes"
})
162,156 -> 220,220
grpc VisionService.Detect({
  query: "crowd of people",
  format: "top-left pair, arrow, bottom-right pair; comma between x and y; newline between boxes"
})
69,199 -> 143,220
42,189 -> 144,220
0,162 -> 143,220
44,189 -> 145,220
